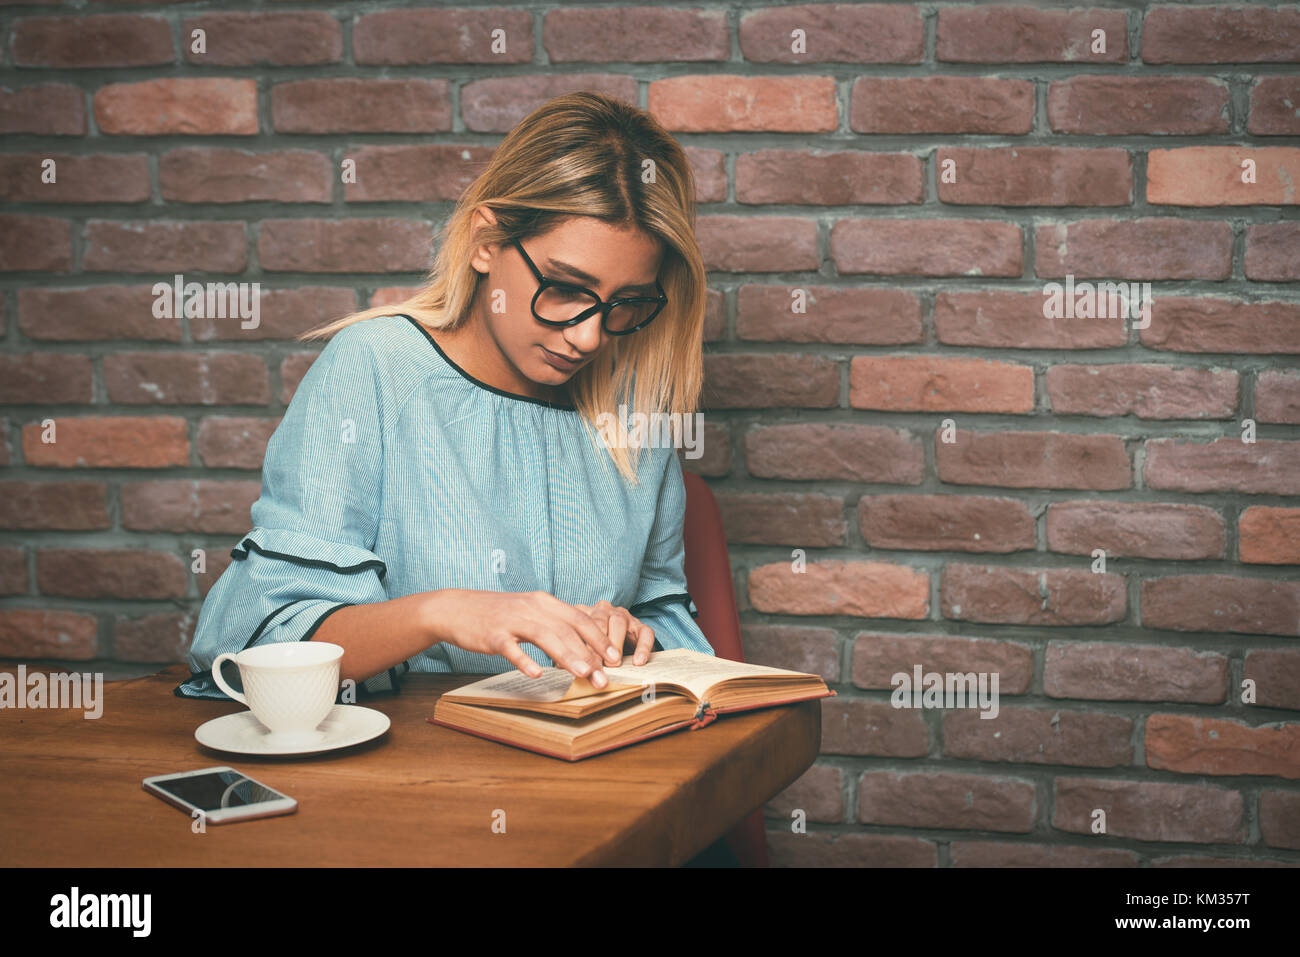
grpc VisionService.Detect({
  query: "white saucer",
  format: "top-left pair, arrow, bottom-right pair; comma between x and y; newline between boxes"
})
195,704 -> 390,756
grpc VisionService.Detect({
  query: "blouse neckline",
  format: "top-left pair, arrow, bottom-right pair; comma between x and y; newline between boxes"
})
396,312 -> 577,412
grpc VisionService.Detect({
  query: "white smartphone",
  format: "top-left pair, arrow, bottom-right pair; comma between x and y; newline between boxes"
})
142,766 -> 297,825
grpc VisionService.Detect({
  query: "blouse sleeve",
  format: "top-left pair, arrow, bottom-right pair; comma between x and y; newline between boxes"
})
174,323 -> 405,701
627,449 -> 715,656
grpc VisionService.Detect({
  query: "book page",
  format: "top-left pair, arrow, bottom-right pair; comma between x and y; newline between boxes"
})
601,648 -> 812,701
444,666 -> 640,704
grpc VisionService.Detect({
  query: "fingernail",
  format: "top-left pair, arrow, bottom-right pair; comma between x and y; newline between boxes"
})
606,646 -> 620,662
575,661 -> 590,676
592,670 -> 607,688
635,653 -> 646,664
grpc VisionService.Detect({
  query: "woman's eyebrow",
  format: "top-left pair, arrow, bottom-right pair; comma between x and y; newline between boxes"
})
546,257 -> 658,294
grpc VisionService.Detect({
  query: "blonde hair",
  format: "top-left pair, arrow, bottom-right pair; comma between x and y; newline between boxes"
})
301,91 -> 705,484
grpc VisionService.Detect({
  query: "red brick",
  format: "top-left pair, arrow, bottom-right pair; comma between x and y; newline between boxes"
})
701,354 -> 838,409
279,352 -> 318,404
272,78 -> 451,133
0,354 -> 93,404
1259,791 -> 1300,850
1048,76 -> 1229,134
858,770 -> 1035,832
937,147 -> 1132,206
103,352 -> 268,405
83,220 -> 247,274
858,494 -> 1035,553
112,612 -> 194,663
716,492 -> 845,547
765,763 -> 843,823
1142,575 -> 1300,636
547,7 -> 725,63
21,416 -> 189,468
1143,297 -> 1300,353
850,356 -> 1033,413
0,153 -> 149,203
0,83 -> 87,135
746,424 -> 924,483
1144,438 -> 1300,495
736,150 -> 922,205
1148,147 -> 1300,206
12,14 -> 173,68
192,287 -> 357,342
934,290 -> 1126,349
0,482 -> 110,530
196,416 -> 279,469
736,285 -> 922,345
740,5 -> 923,63
1239,507 -> 1300,565
36,548 -> 188,599
852,633 -> 1034,694
649,75 -> 837,132
1244,222 -> 1300,280
0,548 -> 28,596
697,216 -> 820,272
936,430 -> 1130,490
194,549 -> 233,598
258,218 -> 432,273
1248,76 -> 1300,135
681,421 -> 730,478
121,480 -> 259,534
938,6 -> 1127,63
740,624 -> 839,683
832,219 -> 1022,277
850,77 -> 1033,133
160,148 -> 332,203
951,842 -> 1137,867
1035,218 -> 1232,279
1046,364 -> 1238,419
342,145 -> 496,203
356,8 -> 533,64
0,610 -> 98,660
1244,649 -> 1300,711
1046,501 -> 1224,560
944,707 -> 1134,767
942,564 -> 1126,626
95,78 -> 256,135
822,698 -> 929,757
767,832 -> 937,868
18,285 -> 181,341
1052,778 -> 1245,843
461,76 -> 638,133
1147,714 -> 1300,780
1044,641 -> 1228,703
749,560 -> 929,620
182,12 -> 341,66
0,215 -> 72,272
1143,7 -> 1300,64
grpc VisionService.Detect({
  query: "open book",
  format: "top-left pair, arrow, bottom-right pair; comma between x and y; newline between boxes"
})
427,648 -> 836,761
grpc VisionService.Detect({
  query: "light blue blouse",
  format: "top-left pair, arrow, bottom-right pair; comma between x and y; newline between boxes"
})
175,313 -> 714,701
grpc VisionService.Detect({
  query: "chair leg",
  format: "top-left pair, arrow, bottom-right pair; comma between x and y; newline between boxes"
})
722,807 -> 769,867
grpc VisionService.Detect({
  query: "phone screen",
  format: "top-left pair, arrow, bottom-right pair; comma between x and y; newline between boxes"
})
155,770 -> 285,812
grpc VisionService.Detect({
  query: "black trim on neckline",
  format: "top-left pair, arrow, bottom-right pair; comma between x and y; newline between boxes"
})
393,312 -> 578,412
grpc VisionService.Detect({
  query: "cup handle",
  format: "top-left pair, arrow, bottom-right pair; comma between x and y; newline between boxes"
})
210,653 -> 248,706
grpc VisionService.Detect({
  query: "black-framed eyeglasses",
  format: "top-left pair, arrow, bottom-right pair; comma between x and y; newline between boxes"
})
511,238 -> 667,336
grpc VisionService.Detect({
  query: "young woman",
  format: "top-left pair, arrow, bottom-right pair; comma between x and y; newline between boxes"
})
176,92 -> 713,702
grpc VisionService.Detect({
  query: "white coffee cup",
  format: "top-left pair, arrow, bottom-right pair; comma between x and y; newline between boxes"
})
211,642 -> 343,747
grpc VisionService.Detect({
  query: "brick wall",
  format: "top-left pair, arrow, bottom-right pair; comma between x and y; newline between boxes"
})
1,3 -> 1297,866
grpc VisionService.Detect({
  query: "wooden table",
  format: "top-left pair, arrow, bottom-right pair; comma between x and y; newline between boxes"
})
0,663 -> 820,866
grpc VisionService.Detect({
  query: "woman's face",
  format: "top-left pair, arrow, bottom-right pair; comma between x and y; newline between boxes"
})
468,211 -> 665,397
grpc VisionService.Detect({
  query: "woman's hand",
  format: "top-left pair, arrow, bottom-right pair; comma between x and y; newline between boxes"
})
571,600 -> 656,666
425,589 -> 621,687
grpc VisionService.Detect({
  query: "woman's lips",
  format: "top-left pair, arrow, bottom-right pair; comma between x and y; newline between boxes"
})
541,346 -> 582,370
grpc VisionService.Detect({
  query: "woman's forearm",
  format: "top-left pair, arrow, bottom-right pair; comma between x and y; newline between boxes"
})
308,590 -> 457,685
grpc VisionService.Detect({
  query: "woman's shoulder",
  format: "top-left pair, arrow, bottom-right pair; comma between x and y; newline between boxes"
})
315,313 -> 449,403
